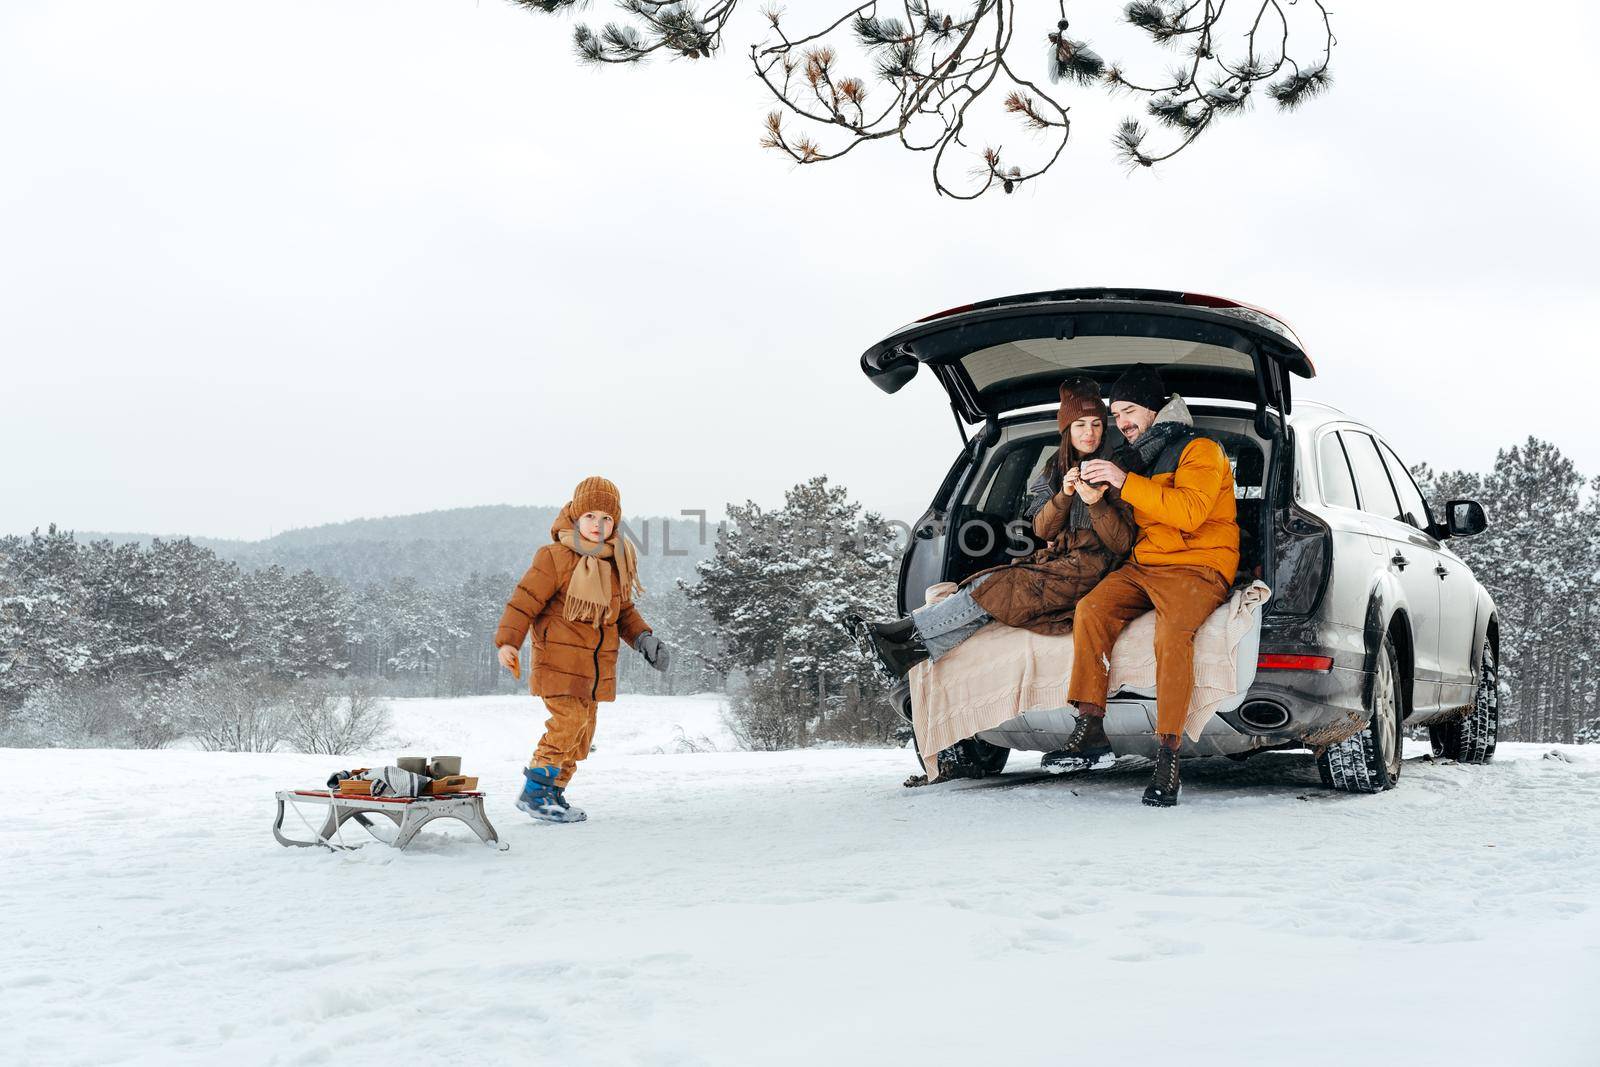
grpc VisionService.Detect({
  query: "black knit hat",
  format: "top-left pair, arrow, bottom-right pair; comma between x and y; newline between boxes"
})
1107,366 -> 1168,414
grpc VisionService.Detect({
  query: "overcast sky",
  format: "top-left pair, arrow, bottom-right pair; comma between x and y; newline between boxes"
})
3,1 -> 1597,542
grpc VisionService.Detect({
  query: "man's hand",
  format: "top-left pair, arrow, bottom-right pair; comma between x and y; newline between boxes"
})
497,644 -> 521,679
1080,459 -> 1127,489
636,632 -> 670,673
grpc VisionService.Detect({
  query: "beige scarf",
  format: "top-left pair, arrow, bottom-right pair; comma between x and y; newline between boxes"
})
556,525 -> 643,626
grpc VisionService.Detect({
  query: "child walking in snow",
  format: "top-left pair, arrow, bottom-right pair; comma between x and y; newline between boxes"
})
494,476 -> 669,822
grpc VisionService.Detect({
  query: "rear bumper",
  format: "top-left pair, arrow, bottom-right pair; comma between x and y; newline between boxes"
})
895,625 -> 1374,758
966,662 -> 1372,759
1224,664 -> 1371,748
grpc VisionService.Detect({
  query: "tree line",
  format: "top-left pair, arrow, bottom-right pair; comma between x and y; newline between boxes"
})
0,526 -> 727,748
1413,437 -> 1600,745
3,439 -> 1595,750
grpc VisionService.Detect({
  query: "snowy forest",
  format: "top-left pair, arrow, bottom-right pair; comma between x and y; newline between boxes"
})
2,440 -> 1596,750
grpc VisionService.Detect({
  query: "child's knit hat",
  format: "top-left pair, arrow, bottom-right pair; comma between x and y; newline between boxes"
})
571,476 -> 621,522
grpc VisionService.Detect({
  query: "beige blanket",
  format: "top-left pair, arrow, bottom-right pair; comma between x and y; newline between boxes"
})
908,580 -> 1273,778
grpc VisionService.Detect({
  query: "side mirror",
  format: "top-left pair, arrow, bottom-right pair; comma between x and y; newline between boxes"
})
1444,498 -> 1488,538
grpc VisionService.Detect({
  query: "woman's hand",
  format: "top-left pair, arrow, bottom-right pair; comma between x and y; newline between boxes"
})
1077,479 -> 1106,504
497,644 -> 521,679
1059,466 -> 1080,498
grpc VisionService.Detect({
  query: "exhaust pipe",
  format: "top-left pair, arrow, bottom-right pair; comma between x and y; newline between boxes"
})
1238,700 -> 1291,731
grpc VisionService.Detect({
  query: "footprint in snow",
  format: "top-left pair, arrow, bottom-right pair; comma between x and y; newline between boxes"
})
1108,940 -> 1203,963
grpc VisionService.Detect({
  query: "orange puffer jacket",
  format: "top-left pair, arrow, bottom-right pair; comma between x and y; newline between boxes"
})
1119,435 -> 1240,582
493,513 -> 651,703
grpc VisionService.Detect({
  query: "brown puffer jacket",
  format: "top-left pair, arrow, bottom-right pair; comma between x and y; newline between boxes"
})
964,488 -> 1137,636
492,507 -> 651,703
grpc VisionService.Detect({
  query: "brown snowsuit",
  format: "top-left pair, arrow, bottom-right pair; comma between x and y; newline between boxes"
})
493,496 -> 651,786
963,487 -> 1138,635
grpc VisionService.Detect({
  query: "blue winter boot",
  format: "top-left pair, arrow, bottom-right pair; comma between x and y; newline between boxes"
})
515,765 -> 587,824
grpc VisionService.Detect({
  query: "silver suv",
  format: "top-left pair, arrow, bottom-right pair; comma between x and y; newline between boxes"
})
861,288 -> 1497,793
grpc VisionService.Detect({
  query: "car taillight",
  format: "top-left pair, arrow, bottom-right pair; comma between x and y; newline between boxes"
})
1267,504 -> 1332,616
1258,654 -> 1334,672
915,303 -> 976,322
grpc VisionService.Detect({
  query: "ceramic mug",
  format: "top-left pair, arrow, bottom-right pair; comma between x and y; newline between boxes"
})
428,755 -> 462,778
396,756 -> 428,775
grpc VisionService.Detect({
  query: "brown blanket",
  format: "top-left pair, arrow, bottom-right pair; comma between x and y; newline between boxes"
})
907,580 -> 1272,778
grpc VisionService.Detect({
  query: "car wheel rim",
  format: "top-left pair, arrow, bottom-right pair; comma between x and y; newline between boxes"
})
1374,647 -> 1399,778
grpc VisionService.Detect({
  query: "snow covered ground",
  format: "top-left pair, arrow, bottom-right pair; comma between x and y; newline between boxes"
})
5,693 -> 1598,1066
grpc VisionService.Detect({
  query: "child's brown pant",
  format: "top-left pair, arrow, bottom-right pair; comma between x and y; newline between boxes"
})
531,695 -> 598,787
1067,562 -> 1232,737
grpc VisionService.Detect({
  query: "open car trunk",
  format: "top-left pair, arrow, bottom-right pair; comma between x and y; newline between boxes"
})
859,287 -> 1313,433
863,289 -> 1315,615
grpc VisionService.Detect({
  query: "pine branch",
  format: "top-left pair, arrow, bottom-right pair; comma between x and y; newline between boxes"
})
1047,24 -> 1106,87
1269,65 -> 1333,110
515,0 -> 1337,196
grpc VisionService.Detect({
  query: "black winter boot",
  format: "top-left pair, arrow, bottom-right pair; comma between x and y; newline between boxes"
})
858,616 -> 930,679
1142,745 -> 1181,807
1041,708 -> 1114,774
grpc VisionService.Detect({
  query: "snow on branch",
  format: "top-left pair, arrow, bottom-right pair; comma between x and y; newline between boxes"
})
511,0 -> 1336,197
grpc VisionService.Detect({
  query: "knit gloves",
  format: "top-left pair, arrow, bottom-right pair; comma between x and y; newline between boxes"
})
635,632 -> 670,673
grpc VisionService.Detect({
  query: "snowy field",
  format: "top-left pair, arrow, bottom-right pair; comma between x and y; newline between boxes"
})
4,693 -> 1598,1066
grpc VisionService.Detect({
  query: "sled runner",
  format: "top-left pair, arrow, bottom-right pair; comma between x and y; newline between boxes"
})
273,789 -> 501,850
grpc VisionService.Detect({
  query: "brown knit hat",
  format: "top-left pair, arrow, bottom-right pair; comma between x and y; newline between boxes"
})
1057,377 -> 1109,431
571,476 -> 621,522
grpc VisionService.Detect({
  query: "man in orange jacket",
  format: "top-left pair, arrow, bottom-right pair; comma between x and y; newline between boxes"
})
1046,366 -> 1239,807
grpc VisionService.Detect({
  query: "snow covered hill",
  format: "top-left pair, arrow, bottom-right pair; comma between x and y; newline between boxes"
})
5,694 -> 1597,1066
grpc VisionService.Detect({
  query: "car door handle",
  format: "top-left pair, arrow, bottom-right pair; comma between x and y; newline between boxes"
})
1435,563 -> 1449,579
1390,551 -> 1408,570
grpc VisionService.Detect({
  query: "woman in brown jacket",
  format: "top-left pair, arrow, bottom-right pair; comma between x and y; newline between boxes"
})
494,476 -> 669,823
856,378 -> 1136,677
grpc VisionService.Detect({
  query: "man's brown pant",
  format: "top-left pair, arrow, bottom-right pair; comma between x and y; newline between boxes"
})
1068,562 -> 1232,737
532,695 -> 599,787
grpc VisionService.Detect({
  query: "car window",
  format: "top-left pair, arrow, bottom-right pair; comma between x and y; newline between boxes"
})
1221,436 -> 1265,500
1377,440 -> 1432,530
976,437 -> 1053,517
1188,425 -> 1266,501
1340,431 -> 1402,521
1317,432 -> 1359,509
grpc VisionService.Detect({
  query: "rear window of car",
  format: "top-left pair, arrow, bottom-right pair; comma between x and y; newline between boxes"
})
1317,432 -> 1359,509
1340,431 -> 1402,521
961,336 -> 1255,394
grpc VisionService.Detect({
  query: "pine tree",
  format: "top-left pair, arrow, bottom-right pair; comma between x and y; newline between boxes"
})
0,527 -> 98,707
1574,475 -> 1600,743
689,476 -> 899,746
1429,440 -> 1588,743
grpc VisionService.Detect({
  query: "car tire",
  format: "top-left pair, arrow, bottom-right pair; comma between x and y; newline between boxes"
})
949,738 -> 1011,777
1429,639 -> 1498,764
911,733 -> 1010,779
1318,631 -> 1404,794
